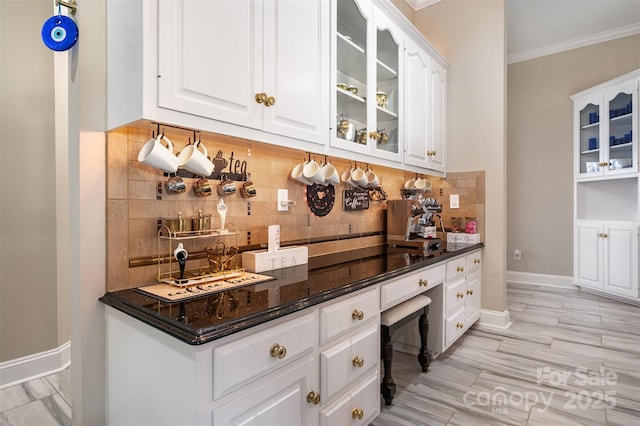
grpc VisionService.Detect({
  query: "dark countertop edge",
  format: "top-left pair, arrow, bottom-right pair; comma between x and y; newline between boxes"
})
100,243 -> 484,345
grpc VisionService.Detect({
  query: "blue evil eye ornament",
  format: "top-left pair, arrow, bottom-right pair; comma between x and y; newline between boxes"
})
41,15 -> 78,51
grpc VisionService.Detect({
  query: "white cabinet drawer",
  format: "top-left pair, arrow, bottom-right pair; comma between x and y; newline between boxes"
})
380,264 -> 445,310
320,288 -> 379,345
320,323 -> 378,402
446,255 -> 467,280
213,312 -> 316,400
444,278 -> 466,316
466,250 -> 482,273
445,308 -> 466,348
320,369 -> 380,426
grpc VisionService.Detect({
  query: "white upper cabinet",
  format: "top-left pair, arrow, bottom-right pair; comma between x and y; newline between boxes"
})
403,37 -> 446,173
331,0 -> 404,164
573,74 -> 638,178
157,0 -> 329,145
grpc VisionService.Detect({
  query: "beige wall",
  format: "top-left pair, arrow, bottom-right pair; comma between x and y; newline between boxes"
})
0,0 -> 65,362
507,34 -> 640,275
414,0 -> 507,312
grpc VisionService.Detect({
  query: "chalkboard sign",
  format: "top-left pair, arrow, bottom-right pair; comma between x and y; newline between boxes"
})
343,189 -> 369,211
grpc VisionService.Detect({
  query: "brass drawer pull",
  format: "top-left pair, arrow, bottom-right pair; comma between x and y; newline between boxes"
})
352,408 -> 364,419
456,292 -> 464,299
270,343 -> 287,359
456,265 -> 465,273
474,258 -> 481,264
352,309 -> 364,321
467,289 -> 474,295
456,322 -> 464,329
306,390 -> 321,405
352,356 -> 364,368
418,278 -> 429,287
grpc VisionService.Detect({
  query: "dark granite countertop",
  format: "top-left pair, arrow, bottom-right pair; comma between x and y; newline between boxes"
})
99,242 -> 483,345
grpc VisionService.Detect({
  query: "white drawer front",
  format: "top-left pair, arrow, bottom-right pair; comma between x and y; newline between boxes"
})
445,308 -> 466,348
320,288 -> 379,345
466,250 -> 482,273
380,264 -> 445,310
213,312 -> 316,400
320,369 -> 380,426
446,255 -> 467,280
444,278 -> 466,316
320,323 -> 378,402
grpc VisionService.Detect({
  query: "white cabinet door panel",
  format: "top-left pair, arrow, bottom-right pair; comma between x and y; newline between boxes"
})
575,222 -> 603,288
262,0 -> 329,144
158,0 -> 262,127
604,224 -> 639,298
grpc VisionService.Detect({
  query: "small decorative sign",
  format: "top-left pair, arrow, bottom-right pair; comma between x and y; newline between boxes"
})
306,184 -> 336,217
343,189 -> 370,211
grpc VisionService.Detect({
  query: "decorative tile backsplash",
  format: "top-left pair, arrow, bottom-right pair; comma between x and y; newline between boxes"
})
106,122 -> 484,291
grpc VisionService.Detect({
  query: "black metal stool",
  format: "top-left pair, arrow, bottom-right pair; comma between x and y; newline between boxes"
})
380,294 -> 432,405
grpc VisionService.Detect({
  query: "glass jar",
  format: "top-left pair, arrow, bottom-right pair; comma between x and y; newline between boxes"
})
465,217 -> 477,234
451,217 -> 463,233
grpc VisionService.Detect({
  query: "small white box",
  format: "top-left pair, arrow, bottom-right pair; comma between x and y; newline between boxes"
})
447,233 -> 481,244
242,246 -> 308,273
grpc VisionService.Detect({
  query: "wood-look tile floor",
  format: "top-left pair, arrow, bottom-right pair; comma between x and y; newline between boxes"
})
371,283 -> 640,426
0,368 -> 70,426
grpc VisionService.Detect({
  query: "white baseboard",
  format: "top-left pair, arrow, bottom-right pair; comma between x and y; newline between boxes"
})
478,309 -> 512,330
0,341 -> 70,389
506,271 -> 575,288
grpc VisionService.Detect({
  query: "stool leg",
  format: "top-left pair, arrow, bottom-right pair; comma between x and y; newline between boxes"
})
418,306 -> 431,372
380,325 -> 396,405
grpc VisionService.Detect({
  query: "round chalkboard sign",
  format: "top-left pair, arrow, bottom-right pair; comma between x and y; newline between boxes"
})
306,183 -> 335,217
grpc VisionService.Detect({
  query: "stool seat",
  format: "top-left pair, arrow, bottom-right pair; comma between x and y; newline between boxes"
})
380,294 -> 433,405
381,295 -> 432,326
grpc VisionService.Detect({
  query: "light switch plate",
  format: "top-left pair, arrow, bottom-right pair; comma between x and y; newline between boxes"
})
277,189 -> 289,211
450,194 -> 459,209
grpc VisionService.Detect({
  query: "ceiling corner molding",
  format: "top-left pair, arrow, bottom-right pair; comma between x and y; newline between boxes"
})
404,0 -> 442,11
508,23 -> 640,65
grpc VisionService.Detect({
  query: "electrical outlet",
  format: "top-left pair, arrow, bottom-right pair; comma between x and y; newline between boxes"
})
514,248 -> 521,260
450,194 -> 459,209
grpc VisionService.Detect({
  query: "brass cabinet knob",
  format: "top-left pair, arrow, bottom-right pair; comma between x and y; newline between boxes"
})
352,408 -> 364,419
597,232 -> 608,238
255,92 -> 275,106
598,161 -> 609,167
456,265 -> 465,273
456,292 -> 464,299
467,289 -> 474,295
456,322 -> 464,329
418,278 -> 429,287
270,343 -> 287,359
474,258 -> 481,264
352,356 -> 364,368
255,92 -> 268,104
352,309 -> 364,321
306,390 -> 321,405
368,131 -> 380,140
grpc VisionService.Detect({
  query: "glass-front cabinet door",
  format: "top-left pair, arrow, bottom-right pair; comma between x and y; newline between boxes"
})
576,93 -> 603,178
604,79 -> 638,176
575,77 -> 638,178
331,0 -> 402,163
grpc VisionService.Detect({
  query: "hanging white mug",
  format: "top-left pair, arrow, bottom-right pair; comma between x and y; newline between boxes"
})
137,134 -> 179,173
291,161 -> 313,185
178,140 -> 214,177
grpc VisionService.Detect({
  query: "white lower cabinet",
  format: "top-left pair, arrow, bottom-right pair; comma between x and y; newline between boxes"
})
211,355 -> 318,425
105,288 -> 379,426
429,249 -> 482,353
319,369 -> 380,426
575,220 -> 639,300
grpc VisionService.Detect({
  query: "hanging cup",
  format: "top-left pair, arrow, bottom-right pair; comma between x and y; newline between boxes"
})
137,134 -> 179,173
178,140 -> 214,177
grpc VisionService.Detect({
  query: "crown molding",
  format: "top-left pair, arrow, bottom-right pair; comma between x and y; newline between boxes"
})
508,23 -> 640,64
404,0 -> 441,11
